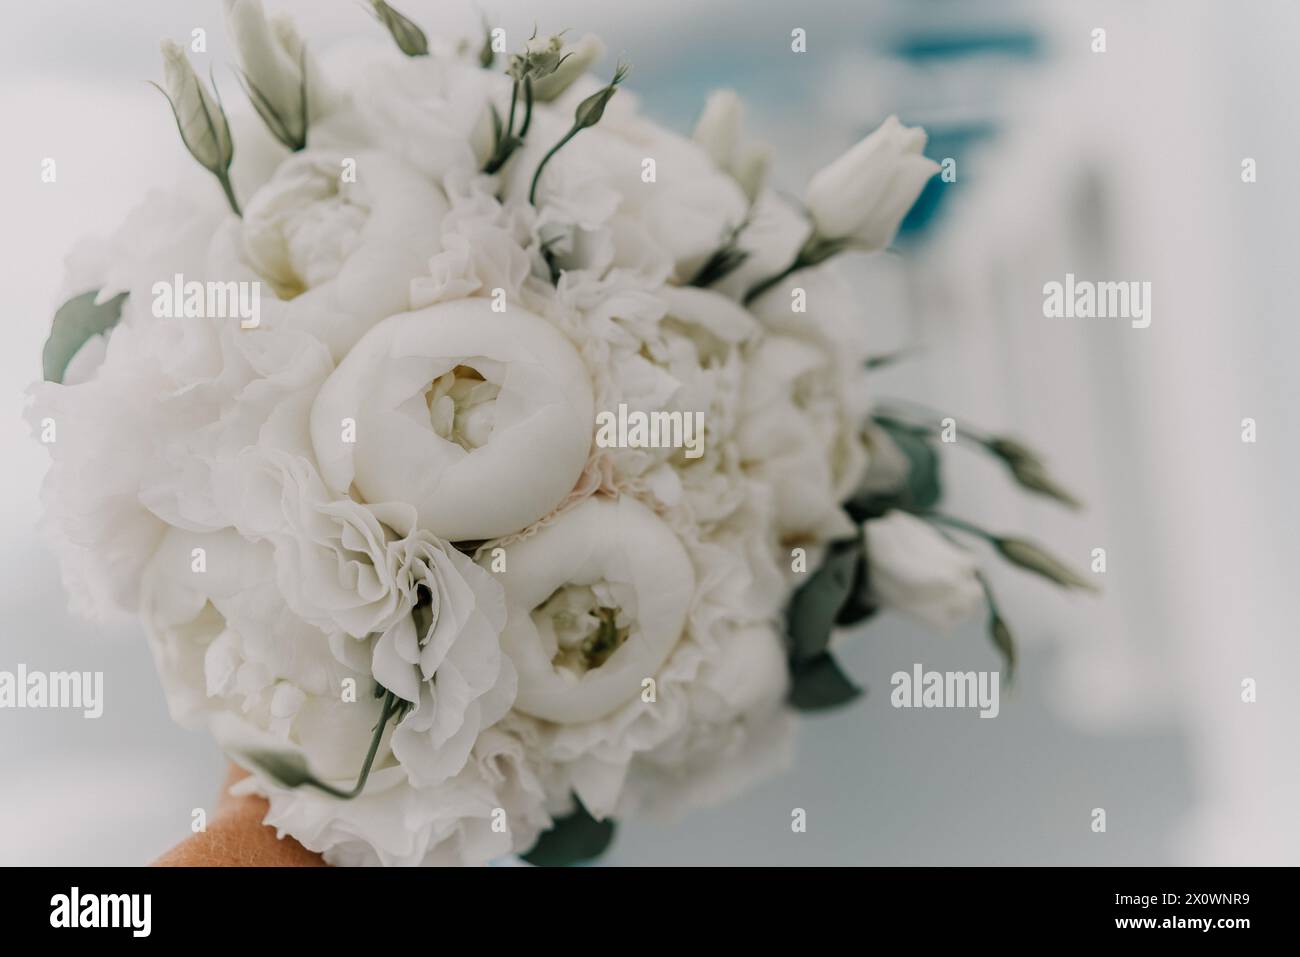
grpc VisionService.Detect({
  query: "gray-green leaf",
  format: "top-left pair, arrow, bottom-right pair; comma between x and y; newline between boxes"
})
42,290 -> 127,384
522,801 -> 616,866
788,653 -> 863,712
241,749 -> 318,789
786,538 -> 860,663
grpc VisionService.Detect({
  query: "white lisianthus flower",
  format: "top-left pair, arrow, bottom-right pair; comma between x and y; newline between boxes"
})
692,89 -> 769,203
141,528 -> 371,759
232,449 -> 514,787
502,90 -> 750,282
736,334 -> 865,543
864,510 -> 985,632
309,299 -> 595,542
228,149 -> 448,359
487,495 -> 695,724
314,44 -> 497,178
804,114 -> 940,251
237,726 -> 551,867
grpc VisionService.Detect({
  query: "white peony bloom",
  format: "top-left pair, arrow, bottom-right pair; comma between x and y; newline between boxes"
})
230,149 -> 448,359
804,114 -> 940,251
309,299 -> 595,542
864,510 -> 985,632
487,495 -> 695,724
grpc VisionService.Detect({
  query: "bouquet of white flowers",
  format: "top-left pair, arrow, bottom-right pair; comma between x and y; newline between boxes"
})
28,0 -> 1089,866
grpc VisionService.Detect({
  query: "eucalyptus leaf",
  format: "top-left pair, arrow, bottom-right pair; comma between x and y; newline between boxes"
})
788,653 -> 863,712
786,538 -> 861,662
522,801 -> 616,866
42,290 -> 127,384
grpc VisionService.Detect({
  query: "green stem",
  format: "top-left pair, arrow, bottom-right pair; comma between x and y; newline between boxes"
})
917,511 -> 996,542
519,76 -> 534,137
742,258 -> 800,305
529,127 -> 579,205
304,690 -> 398,800
506,79 -> 519,138
217,170 -> 241,217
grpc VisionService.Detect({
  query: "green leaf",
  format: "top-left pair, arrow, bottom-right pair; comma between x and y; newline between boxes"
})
788,653 -> 863,712
522,801 -> 616,866
846,415 -> 941,521
834,547 -> 877,626
241,750 -> 318,789
42,290 -> 128,384
786,538 -> 861,662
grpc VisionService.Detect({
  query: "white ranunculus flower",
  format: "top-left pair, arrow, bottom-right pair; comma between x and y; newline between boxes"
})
232,149 -> 448,359
736,334 -> 865,543
309,299 -> 595,542
488,495 -> 694,724
864,510 -> 985,632
804,114 -> 940,251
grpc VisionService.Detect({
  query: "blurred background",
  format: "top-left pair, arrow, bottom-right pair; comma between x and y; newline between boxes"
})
2,0 -> 1297,865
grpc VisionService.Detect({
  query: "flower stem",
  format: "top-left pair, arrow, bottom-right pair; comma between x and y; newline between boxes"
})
217,170 -> 241,217
519,76 -> 534,137
529,127 -> 579,206
304,689 -> 398,800
917,511 -> 996,542
743,259 -> 799,305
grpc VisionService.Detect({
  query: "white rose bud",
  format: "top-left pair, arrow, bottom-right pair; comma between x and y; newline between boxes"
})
864,510 -> 984,632
158,39 -> 234,174
804,115 -> 939,251
532,34 -> 607,102
224,0 -> 309,149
